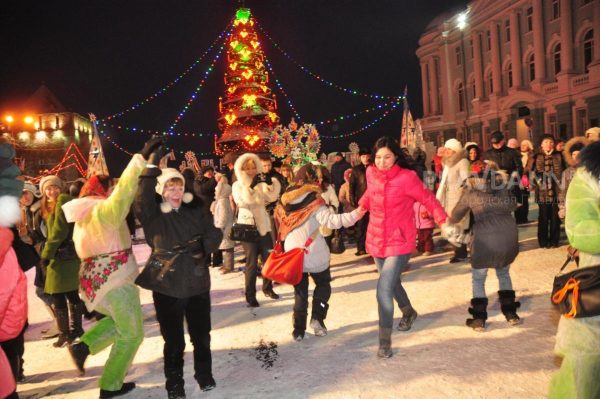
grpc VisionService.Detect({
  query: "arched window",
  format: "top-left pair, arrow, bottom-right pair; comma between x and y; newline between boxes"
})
553,43 -> 562,76
584,29 -> 594,72
528,54 -> 536,82
457,82 -> 465,112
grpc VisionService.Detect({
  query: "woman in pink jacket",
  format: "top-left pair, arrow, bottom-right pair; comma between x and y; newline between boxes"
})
359,137 -> 447,358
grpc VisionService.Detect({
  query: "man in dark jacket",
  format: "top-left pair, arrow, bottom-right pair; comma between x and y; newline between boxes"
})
483,131 -> 523,177
349,148 -> 371,256
330,152 -> 352,195
532,134 -> 564,248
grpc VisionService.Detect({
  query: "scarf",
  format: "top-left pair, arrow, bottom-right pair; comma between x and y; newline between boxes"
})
275,185 -> 325,240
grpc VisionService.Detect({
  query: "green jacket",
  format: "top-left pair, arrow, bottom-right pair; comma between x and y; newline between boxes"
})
41,194 -> 80,294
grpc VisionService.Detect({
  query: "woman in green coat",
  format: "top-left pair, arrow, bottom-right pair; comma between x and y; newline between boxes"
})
549,142 -> 600,399
38,175 -> 83,348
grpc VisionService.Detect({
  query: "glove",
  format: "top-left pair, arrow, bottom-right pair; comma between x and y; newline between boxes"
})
139,136 -> 166,160
264,173 -> 273,185
147,145 -> 167,166
250,173 -> 268,189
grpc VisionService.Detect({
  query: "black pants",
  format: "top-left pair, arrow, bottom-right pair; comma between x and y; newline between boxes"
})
293,268 -> 331,331
153,291 -> 212,392
454,243 -> 468,259
51,290 -> 82,309
0,322 -> 27,382
515,190 -> 530,224
242,233 -> 274,299
355,212 -> 369,252
538,202 -> 561,247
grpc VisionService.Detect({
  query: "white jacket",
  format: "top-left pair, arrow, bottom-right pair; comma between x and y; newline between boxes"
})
436,152 -> 470,231
283,192 -> 360,273
232,153 -> 281,236
320,184 -> 339,237
211,178 -> 235,250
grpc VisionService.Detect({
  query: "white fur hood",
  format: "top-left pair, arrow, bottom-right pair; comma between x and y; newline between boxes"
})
234,153 -> 264,187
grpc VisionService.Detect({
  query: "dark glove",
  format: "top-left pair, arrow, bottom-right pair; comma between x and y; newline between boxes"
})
139,136 -> 166,160
147,145 -> 167,166
250,173 -> 268,189
263,173 -> 273,185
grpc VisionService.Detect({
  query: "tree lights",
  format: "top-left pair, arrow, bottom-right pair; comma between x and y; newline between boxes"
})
216,8 -> 279,154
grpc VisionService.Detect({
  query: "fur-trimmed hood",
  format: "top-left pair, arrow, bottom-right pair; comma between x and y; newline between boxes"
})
563,136 -> 590,167
442,149 -> 466,167
234,153 -> 264,187
281,184 -> 321,206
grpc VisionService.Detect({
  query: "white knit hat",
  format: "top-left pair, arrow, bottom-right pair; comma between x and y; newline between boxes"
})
444,138 -> 463,153
38,175 -> 63,195
23,181 -> 40,198
155,168 -> 193,212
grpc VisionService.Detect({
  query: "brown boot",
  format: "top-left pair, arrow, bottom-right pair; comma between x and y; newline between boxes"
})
377,327 -> 393,358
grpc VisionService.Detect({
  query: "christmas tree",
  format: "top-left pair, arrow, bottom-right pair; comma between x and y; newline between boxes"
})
216,8 -> 279,154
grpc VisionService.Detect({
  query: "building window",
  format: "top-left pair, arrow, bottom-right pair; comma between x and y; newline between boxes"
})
456,46 -> 462,66
552,0 -> 560,20
469,38 -> 474,59
471,79 -> 476,99
507,63 -> 513,88
528,54 -> 536,82
458,82 -> 465,112
549,115 -> 557,136
553,43 -> 562,76
526,7 -> 533,32
487,30 -> 491,51
486,71 -> 494,95
576,109 -> 588,135
584,29 -> 594,72
505,20 -> 511,42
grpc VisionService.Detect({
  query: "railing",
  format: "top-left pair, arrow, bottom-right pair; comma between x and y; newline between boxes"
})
572,74 -> 589,87
544,83 -> 559,95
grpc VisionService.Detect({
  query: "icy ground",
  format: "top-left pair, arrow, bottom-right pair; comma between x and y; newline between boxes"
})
17,221 -> 565,399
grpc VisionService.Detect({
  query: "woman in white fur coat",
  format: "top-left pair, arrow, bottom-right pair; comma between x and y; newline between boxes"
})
211,173 -> 235,274
232,153 -> 281,307
436,139 -> 471,263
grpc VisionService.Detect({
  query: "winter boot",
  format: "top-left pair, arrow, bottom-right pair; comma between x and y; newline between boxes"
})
310,301 -> 329,336
68,338 -> 90,375
377,327 -> 393,358
69,302 -> 85,341
99,382 -> 136,398
397,305 -> 418,331
198,376 -> 216,392
41,304 -> 59,339
498,290 -> 521,326
292,311 -> 307,341
466,297 -> 488,332
310,319 -> 327,337
219,249 -> 234,274
52,307 -> 71,348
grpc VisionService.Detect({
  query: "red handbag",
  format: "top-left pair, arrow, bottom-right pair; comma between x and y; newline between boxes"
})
262,230 -> 319,285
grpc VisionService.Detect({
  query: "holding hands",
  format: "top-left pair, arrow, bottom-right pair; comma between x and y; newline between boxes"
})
355,206 -> 368,220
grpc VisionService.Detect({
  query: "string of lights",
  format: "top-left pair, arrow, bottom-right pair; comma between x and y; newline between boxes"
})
99,129 -> 215,157
256,22 -> 404,101
167,40 -> 228,133
263,57 -> 302,121
100,23 -> 233,122
315,100 -> 400,126
99,122 -> 214,138
320,103 -> 401,139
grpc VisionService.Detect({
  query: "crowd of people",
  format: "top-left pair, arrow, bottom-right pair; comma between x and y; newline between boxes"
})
0,126 -> 599,398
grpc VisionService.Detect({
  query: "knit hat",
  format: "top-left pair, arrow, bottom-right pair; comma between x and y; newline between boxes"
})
293,163 -> 319,184
38,175 -> 63,196
0,143 -> 23,227
155,168 -> 193,212
443,138 -> 463,153
23,181 -> 40,198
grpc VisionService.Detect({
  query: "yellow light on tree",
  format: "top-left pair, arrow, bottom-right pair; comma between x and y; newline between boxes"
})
243,94 -> 257,107
244,134 -> 260,146
225,113 -> 237,125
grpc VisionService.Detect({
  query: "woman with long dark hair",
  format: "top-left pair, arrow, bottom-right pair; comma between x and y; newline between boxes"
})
359,137 -> 447,358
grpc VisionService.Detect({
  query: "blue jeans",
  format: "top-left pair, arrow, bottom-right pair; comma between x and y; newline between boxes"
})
471,266 -> 513,298
374,255 -> 411,328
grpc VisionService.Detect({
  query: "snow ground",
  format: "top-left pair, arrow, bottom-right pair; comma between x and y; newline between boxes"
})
17,220 -> 566,399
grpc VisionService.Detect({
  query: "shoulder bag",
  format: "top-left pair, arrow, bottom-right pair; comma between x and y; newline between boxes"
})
262,229 -> 319,285
229,207 -> 259,243
551,255 -> 600,318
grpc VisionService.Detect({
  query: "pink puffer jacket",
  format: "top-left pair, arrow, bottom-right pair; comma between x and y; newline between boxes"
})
359,165 -> 447,258
0,228 -> 28,342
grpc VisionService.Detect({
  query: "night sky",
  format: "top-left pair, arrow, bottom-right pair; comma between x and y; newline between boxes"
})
0,0 -> 469,172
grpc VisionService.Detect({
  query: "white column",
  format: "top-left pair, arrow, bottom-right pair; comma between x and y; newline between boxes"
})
509,11 -> 523,87
420,63 -> 430,116
490,21 -> 503,93
472,31 -> 484,98
430,58 -> 439,114
532,0 -> 546,82
559,0 -> 574,73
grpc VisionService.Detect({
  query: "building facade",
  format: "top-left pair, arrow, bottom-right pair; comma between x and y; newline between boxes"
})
1,85 -> 92,181
416,0 -> 600,148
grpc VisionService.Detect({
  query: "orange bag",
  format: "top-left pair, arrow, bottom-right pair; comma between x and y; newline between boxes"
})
262,230 -> 319,285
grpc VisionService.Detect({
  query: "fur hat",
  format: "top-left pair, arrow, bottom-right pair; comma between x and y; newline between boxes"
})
155,168 -> 193,213
0,143 -> 23,227
38,175 -> 63,196
293,163 -> 319,184
585,127 -> 600,142
563,136 -> 590,167
444,138 -> 463,153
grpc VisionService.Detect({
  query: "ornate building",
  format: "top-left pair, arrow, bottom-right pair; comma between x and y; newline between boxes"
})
416,0 -> 600,148
1,84 -> 92,181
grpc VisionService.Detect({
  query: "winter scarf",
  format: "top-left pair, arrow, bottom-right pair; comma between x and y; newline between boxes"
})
275,184 -> 325,240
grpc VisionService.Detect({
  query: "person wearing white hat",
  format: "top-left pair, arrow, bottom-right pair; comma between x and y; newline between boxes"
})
585,126 -> 600,142
436,138 -> 470,263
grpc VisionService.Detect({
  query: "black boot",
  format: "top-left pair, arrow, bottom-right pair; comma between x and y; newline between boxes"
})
498,290 -> 521,326
246,295 -> 259,308
53,307 -> 70,348
397,305 -> 418,331
68,338 -> 90,375
198,376 -> 216,392
99,382 -> 136,398
310,301 -> 329,336
466,297 -> 488,332
292,311 -> 307,341
69,302 -> 85,341
377,327 -> 393,358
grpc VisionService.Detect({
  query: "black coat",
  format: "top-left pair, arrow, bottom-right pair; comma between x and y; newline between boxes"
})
134,168 -> 223,297
483,146 -> 523,176
331,159 -> 352,192
349,163 -> 368,207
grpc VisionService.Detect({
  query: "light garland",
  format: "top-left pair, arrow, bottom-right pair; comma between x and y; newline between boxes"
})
100,23 -> 233,121
315,100 -> 400,126
256,21 -> 404,101
263,57 -> 302,121
167,41 -> 227,133
320,103 -> 400,139
99,129 -> 215,157
99,122 -> 214,138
